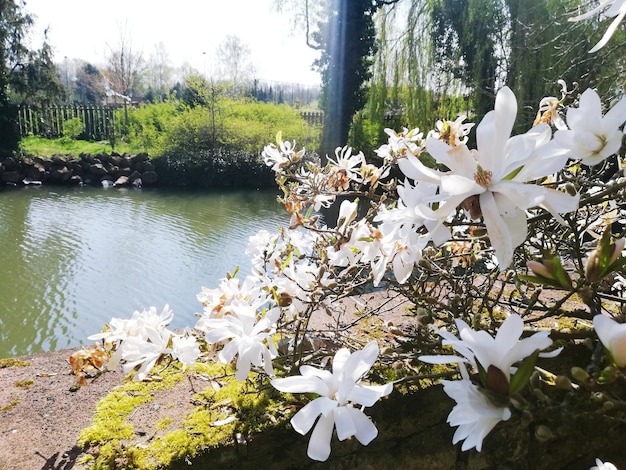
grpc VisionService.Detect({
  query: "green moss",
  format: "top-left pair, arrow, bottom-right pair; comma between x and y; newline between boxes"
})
156,418 -> 172,431
0,358 -> 31,368
79,364 -> 186,451
14,379 -> 34,389
1,399 -> 20,411
79,360 -> 293,469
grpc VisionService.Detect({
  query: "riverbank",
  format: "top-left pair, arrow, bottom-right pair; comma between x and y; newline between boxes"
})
2,290 -> 624,469
0,291 -> 413,470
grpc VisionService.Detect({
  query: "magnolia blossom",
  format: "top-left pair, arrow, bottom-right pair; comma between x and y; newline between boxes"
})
203,305 -> 279,380
428,115 -> 474,147
246,228 -> 318,275
196,275 -> 267,323
420,313 -> 559,381
569,0 -> 626,52
555,88 -> 626,166
88,305 -> 175,345
420,315 -> 559,451
400,86 -> 578,270
327,146 -> 366,190
442,364 -> 512,452
590,458 -> 619,470
271,341 -> 393,461
262,137 -> 304,171
109,328 -> 171,381
593,314 -> 626,367
374,127 -> 424,163
88,305 -> 200,381
171,334 -> 201,367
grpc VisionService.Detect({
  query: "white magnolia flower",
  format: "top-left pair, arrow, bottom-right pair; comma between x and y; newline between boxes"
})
109,326 -> 172,381
88,304 -> 174,344
262,137 -> 304,171
420,313 -> 559,381
442,364 -> 511,452
555,88 -> 626,166
593,314 -> 626,367
271,341 -> 393,462
196,276 -> 266,323
375,127 -> 424,163
401,86 -> 578,270
429,115 -> 475,147
569,0 -> 626,52
203,305 -> 279,381
171,334 -> 200,367
327,145 -> 366,189
590,458 -> 619,470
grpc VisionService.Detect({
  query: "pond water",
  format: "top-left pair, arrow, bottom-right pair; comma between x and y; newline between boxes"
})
0,186 -> 287,357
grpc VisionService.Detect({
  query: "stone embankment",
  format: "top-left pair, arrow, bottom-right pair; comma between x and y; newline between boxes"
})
0,152 -> 158,188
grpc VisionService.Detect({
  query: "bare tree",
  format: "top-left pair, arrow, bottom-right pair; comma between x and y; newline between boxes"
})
215,35 -> 254,93
147,41 -> 173,99
104,22 -> 145,101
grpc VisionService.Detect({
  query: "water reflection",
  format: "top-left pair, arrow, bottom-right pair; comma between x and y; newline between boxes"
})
0,186 -> 286,357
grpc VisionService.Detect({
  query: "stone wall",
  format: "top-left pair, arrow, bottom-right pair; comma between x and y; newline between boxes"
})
0,152 -> 158,188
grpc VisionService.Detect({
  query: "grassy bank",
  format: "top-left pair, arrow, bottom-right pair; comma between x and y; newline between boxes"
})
19,136 -> 136,156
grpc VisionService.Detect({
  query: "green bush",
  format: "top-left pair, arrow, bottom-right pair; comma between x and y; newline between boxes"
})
114,93 -> 321,188
154,147 -> 275,188
118,96 -> 320,157
61,117 -> 84,142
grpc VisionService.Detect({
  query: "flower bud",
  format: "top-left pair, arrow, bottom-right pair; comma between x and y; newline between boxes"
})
565,182 -> 577,196
602,400 -> 615,412
532,388 -> 548,402
535,425 -> 556,442
555,375 -> 573,390
570,366 -> 589,382
591,392 -> 605,403
527,254 -> 573,289
527,260 -> 553,280
529,370 -> 541,389
586,228 -> 626,282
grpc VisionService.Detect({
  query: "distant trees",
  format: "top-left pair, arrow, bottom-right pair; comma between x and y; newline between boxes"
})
73,62 -> 105,105
0,0 -> 64,155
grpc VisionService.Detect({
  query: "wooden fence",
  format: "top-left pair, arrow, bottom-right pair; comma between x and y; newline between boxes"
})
300,111 -> 324,126
17,105 -> 115,141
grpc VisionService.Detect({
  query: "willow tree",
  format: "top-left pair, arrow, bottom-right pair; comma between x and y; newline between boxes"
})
351,1 -> 439,153
356,0 -> 625,153
505,0 -> 626,129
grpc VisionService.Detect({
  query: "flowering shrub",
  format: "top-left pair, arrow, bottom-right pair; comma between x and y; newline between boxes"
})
83,6 -> 626,467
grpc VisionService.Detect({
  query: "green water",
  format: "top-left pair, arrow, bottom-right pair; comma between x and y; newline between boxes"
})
0,186 -> 286,357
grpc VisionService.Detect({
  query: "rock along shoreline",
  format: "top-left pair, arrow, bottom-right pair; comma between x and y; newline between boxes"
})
0,152 -> 158,189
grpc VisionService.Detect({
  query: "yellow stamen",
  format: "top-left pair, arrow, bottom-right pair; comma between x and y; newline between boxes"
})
474,168 -> 493,187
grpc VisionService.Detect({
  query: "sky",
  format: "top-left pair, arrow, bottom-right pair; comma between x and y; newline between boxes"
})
24,0 -> 322,86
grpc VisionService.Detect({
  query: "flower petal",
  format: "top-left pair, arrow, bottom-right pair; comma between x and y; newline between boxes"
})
333,406 -> 357,441
348,406 -> 379,445
480,190 -> 515,270
307,413 -> 335,461
272,375 -> 328,396
291,396 -> 337,436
